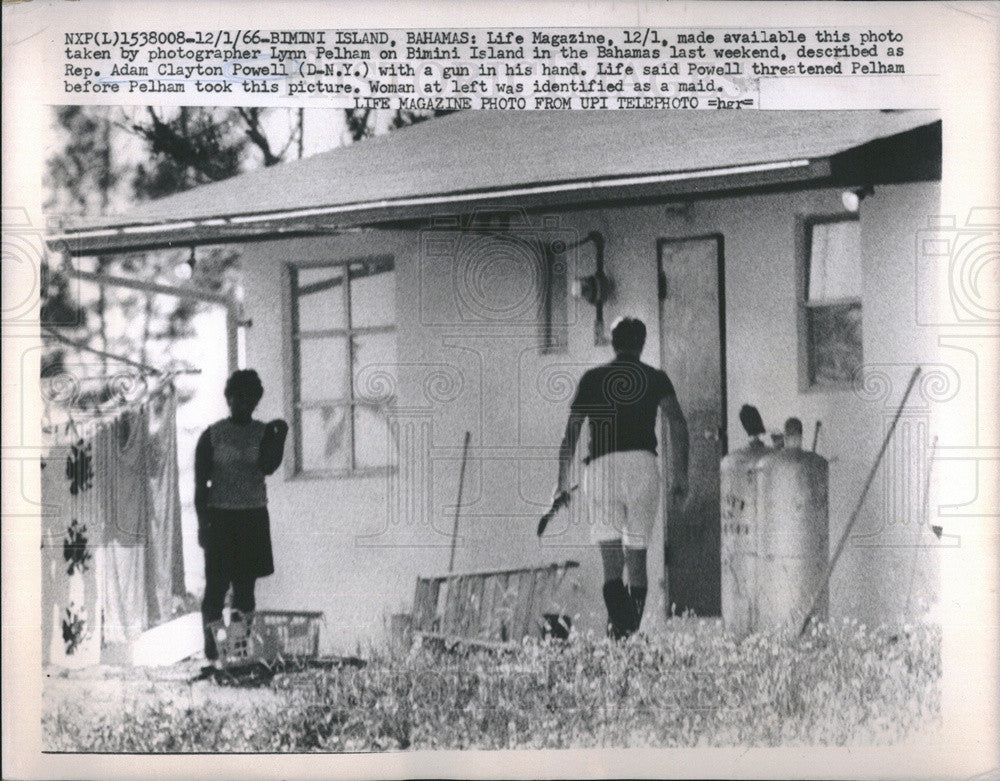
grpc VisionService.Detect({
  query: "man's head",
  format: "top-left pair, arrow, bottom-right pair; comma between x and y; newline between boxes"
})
611,317 -> 646,357
225,369 -> 264,420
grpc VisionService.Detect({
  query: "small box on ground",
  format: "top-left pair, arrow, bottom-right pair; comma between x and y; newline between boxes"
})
208,609 -> 323,670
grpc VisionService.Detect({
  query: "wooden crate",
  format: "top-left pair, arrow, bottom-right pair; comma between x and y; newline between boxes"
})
412,561 -> 579,646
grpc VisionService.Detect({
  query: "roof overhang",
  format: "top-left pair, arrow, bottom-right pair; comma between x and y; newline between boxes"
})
47,112 -> 941,257
47,157 -> 830,255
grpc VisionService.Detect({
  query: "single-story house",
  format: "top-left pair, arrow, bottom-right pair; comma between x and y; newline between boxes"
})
49,110 -> 951,652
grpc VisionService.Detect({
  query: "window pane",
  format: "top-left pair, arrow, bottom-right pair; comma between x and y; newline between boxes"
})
298,336 -> 349,402
807,220 -> 861,302
349,258 -> 395,328
352,331 -> 396,399
808,302 -> 863,385
298,405 -> 351,472
295,265 -> 346,332
354,404 -> 396,469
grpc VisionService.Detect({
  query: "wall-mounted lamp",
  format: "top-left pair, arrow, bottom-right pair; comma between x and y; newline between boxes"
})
841,184 -> 875,213
174,246 -> 196,280
571,270 -> 613,306
562,231 -> 613,344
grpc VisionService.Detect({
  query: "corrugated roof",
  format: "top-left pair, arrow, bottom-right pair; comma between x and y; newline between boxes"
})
56,109 -> 939,235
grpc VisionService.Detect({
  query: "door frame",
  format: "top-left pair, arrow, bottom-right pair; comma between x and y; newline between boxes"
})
656,234 -> 728,454
656,233 -> 728,616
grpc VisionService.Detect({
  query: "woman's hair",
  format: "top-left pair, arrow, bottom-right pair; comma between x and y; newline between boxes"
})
611,317 -> 646,354
225,369 -> 264,405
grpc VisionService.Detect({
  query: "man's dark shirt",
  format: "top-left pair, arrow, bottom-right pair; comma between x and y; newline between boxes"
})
569,356 -> 676,463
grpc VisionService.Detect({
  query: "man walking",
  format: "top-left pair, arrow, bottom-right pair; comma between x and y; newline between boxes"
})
554,317 -> 689,638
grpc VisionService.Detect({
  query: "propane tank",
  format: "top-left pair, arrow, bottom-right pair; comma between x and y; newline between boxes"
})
720,405 -> 771,637
753,418 -> 829,632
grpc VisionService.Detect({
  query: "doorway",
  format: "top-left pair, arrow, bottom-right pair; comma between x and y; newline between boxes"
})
657,235 -> 726,617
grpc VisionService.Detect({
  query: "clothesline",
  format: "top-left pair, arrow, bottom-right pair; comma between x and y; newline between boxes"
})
41,327 -> 201,439
43,387 -> 149,439
42,376 -> 185,439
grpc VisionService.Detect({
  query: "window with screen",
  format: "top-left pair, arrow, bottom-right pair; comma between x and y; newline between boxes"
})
802,217 -> 863,387
289,256 -> 396,475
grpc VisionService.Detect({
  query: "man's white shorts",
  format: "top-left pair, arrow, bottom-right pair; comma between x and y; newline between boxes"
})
582,450 -> 660,547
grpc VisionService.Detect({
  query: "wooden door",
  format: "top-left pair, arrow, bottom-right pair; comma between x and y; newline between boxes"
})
658,236 -> 725,617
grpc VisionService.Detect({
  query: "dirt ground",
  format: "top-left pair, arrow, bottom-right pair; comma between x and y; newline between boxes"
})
41,619 -> 941,752
41,618 -> 722,727
43,660 -> 288,722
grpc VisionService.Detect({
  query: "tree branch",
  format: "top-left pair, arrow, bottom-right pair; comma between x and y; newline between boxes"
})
128,107 -> 229,182
237,107 -> 282,167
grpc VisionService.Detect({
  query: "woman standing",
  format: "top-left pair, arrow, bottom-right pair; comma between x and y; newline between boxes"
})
195,369 -> 287,670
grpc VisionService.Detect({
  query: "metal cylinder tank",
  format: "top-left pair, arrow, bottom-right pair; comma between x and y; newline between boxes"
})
720,440 -> 770,637
753,447 -> 829,631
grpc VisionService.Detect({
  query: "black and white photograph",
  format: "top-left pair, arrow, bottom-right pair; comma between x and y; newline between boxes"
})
36,103 -> 949,745
3,1 -> 999,778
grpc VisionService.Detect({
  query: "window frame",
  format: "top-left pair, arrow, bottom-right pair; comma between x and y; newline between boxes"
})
285,255 -> 396,478
797,213 -> 863,391
539,242 -> 569,355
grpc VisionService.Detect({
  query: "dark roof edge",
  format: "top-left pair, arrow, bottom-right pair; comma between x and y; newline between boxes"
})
48,119 -> 943,257
49,157 -> 826,255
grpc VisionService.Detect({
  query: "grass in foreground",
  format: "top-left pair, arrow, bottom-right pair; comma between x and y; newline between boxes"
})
43,619 -> 940,751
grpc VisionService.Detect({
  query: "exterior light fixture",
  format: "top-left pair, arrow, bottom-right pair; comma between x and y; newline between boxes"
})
842,184 -> 875,213
562,231 -> 613,344
572,270 -> 613,306
175,246 -> 196,280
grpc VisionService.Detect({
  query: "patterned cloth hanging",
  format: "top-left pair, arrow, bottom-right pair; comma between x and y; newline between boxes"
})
41,382 -> 186,666
41,422 -> 109,665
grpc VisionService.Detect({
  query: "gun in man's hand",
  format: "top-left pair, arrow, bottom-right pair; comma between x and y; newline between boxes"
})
537,485 -> 578,537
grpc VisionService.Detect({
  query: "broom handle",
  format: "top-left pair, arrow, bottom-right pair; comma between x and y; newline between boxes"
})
448,431 -> 472,576
798,366 -> 921,636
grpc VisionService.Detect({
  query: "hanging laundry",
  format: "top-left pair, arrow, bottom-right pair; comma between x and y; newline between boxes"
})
41,379 -> 186,666
108,406 -> 150,546
145,387 -> 186,626
41,426 -> 106,667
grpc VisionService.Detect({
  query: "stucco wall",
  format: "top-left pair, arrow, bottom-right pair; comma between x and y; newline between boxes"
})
240,181 -> 947,652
